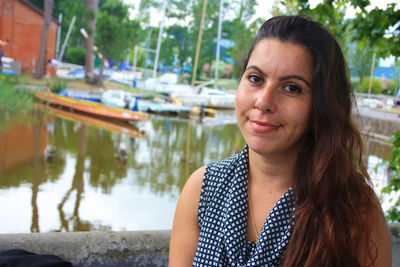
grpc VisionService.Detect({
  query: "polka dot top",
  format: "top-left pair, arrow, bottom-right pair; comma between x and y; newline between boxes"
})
193,145 -> 295,266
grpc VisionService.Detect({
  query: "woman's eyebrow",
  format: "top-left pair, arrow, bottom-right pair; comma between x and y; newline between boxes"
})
245,65 -> 266,76
279,75 -> 311,87
246,65 -> 312,88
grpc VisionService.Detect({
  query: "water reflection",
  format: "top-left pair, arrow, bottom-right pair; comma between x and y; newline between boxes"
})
31,109 -> 42,233
0,108 -> 245,233
0,108 -> 392,233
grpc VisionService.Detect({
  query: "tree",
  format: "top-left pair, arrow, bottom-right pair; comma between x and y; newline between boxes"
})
35,0 -> 54,79
52,0 -> 87,52
350,3 -> 400,58
225,0 -> 259,78
95,0 -> 142,85
347,40 -> 376,81
165,25 -> 191,80
85,0 -> 99,84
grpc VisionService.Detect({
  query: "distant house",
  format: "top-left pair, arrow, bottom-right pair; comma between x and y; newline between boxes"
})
0,0 -> 58,73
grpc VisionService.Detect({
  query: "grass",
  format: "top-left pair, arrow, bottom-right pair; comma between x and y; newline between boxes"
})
12,73 -> 148,93
0,73 -> 34,132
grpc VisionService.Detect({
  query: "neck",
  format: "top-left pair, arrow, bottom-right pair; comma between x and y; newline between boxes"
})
248,147 -> 298,189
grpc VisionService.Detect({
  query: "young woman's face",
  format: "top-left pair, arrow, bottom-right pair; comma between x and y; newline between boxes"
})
236,38 -> 313,157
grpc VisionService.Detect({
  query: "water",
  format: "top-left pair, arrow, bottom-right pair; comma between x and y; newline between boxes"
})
0,108 -> 393,233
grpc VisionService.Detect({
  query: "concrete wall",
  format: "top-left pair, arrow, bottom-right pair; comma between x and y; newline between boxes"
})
357,107 -> 400,139
0,225 -> 399,266
391,224 -> 400,267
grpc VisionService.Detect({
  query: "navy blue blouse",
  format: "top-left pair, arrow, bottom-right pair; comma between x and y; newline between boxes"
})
193,145 -> 295,266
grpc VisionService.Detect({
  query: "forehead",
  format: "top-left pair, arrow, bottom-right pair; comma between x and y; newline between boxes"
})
247,38 -> 314,79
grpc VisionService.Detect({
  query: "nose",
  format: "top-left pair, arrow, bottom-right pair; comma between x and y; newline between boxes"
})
254,82 -> 277,113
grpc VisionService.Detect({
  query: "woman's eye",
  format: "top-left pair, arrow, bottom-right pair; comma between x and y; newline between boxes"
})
283,84 -> 301,95
248,74 -> 262,84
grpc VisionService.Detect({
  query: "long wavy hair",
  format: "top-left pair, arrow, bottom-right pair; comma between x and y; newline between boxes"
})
242,16 -> 377,266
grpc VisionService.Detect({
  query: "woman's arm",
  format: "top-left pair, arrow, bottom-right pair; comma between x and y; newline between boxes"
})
169,166 -> 206,267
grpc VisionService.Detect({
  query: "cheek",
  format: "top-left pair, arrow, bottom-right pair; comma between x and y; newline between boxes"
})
235,84 -> 250,111
289,100 -> 312,129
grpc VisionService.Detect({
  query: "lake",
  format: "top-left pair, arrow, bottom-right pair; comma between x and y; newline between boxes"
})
0,108 -> 393,233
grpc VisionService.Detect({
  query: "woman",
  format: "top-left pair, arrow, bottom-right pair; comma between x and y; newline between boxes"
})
169,16 -> 391,266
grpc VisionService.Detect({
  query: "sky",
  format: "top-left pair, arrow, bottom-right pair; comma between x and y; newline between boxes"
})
123,0 -> 398,67
124,0 -> 399,22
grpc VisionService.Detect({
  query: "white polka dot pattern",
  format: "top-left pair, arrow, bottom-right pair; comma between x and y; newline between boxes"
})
193,145 -> 295,266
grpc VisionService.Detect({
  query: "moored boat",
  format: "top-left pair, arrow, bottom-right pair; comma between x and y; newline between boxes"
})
172,87 -> 236,109
58,90 -> 102,102
34,92 -> 148,122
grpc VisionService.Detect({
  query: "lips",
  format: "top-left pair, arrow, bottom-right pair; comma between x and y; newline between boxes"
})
249,119 -> 281,133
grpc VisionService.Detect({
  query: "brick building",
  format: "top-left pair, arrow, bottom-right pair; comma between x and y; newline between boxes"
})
0,0 -> 58,73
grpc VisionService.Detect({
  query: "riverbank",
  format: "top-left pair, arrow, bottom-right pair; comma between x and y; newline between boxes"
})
0,225 -> 398,266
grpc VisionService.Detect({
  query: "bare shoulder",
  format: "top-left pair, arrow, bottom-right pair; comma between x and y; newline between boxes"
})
360,190 -> 392,267
169,166 -> 206,267
182,166 -> 207,199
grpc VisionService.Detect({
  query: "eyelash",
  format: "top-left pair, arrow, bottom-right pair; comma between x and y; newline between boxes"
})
247,74 -> 302,95
283,84 -> 302,95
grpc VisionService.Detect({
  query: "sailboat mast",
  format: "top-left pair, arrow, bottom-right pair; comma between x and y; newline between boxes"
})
191,0 -> 208,87
214,0 -> 224,88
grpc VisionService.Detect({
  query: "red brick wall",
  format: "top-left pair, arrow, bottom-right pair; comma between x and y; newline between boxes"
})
0,0 -> 58,73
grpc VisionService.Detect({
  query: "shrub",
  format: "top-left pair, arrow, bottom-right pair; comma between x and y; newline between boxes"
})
357,77 -> 384,94
66,47 -> 86,66
46,79 -> 67,93
381,132 -> 400,222
385,79 -> 399,95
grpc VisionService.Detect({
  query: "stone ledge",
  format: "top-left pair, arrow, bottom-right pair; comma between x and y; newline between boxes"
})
0,230 -> 170,267
0,225 -> 398,266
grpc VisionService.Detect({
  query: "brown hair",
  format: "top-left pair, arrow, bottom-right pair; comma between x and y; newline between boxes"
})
242,16 -> 377,266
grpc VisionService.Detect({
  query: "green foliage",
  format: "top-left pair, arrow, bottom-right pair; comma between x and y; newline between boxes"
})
357,77 -> 384,94
350,3 -> 400,58
95,0 -> 142,62
0,74 -> 33,132
53,0 -> 87,53
386,79 -> 399,96
46,79 -> 67,93
0,75 -> 32,110
347,41 -> 376,80
350,77 -> 360,90
381,132 -> 400,222
164,25 -> 191,76
66,47 -> 86,65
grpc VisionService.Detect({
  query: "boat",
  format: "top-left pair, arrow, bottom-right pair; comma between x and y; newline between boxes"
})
137,98 -> 216,118
140,73 -> 192,94
34,103 -> 145,139
58,89 -> 102,102
34,92 -> 148,122
101,89 -> 136,109
137,99 -> 193,117
171,87 -> 236,109
100,89 -> 215,118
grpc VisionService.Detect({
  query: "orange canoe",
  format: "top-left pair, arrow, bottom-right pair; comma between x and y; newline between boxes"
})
34,91 -> 147,122
34,103 -> 145,139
